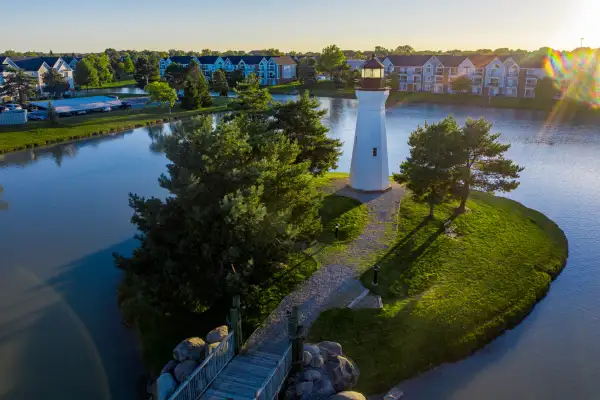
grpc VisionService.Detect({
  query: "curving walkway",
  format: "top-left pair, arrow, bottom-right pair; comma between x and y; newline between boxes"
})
245,178 -> 405,354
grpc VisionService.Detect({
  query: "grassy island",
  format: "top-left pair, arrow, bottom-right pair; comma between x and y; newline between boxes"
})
308,191 -> 568,394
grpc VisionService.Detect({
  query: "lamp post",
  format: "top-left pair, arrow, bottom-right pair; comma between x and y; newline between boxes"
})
373,264 -> 380,286
335,223 -> 340,240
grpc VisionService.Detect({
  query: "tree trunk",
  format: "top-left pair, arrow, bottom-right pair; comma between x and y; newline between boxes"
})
457,182 -> 470,213
428,202 -> 435,220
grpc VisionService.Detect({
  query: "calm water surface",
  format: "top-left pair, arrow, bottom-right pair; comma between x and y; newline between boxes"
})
1,96 -> 600,399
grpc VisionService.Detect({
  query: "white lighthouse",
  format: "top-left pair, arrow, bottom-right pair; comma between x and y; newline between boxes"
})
349,55 -> 390,192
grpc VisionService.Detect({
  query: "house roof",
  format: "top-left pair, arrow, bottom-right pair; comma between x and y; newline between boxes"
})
225,56 -> 243,64
197,56 -> 220,64
13,57 -> 47,71
62,56 -> 80,64
271,55 -> 297,65
0,56 -> 9,64
436,55 -> 468,67
469,54 -> 498,67
41,57 -> 60,67
240,55 -> 265,65
385,55 -> 433,66
169,56 -> 197,65
346,60 -> 365,69
362,55 -> 385,69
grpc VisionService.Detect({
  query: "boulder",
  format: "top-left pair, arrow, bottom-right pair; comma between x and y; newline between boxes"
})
326,356 -> 360,392
174,360 -> 198,383
318,341 -> 343,361
313,377 -> 336,398
303,343 -> 321,357
304,369 -> 322,381
173,337 -> 206,362
303,351 -> 313,367
206,325 -> 229,344
206,342 -> 222,357
310,355 -> 324,369
160,360 -> 179,375
383,387 -> 404,400
296,381 -> 314,397
330,391 -> 366,400
157,373 -> 177,400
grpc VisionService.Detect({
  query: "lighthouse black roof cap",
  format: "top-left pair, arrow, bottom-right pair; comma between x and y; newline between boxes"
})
362,54 -> 385,69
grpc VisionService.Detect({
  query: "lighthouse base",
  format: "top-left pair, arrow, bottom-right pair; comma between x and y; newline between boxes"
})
346,184 -> 392,194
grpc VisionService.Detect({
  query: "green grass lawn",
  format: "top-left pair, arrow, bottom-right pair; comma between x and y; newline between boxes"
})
74,92 -> 147,99
0,98 -> 231,153
84,79 -> 136,89
308,192 -> 568,394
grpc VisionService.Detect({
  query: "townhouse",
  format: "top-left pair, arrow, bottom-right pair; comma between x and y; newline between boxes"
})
158,54 -> 297,86
0,56 -> 75,98
382,53 -> 554,99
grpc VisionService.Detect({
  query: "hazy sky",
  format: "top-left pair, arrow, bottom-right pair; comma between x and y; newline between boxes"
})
3,0 -> 599,53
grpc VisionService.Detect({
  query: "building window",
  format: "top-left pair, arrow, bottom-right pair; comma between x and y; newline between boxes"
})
426,66 -> 431,73
372,148 -> 377,157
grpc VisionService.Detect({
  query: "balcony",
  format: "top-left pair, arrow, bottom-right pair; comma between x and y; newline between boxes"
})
525,79 -> 537,87
507,71 -> 519,77
488,80 -> 500,87
506,80 -> 518,88
473,80 -> 483,85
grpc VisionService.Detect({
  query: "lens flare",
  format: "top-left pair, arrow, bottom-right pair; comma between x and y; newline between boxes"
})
545,48 -> 600,107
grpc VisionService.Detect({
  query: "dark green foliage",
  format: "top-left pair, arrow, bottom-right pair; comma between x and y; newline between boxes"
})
387,71 -> 400,91
115,115 -> 327,368
270,91 -> 342,175
298,58 -> 317,85
212,69 -> 229,96
394,116 -> 463,218
133,56 -> 160,88
535,76 -> 560,101
180,62 -> 211,110
453,118 -> 524,212
47,101 -> 58,124
42,68 -> 70,98
231,74 -> 271,114
226,69 -> 245,89
0,68 -> 37,103
164,62 -> 187,92
318,45 -> 346,75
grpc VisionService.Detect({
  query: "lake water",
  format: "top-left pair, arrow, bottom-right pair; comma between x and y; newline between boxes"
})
1,96 -> 600,399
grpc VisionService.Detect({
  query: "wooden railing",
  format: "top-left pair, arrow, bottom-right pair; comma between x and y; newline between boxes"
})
255,343 -> 293,400
169,332 -> 236,400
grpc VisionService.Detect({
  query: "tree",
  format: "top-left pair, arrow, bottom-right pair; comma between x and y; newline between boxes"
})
393,45 -> 414,55
317,45 -> 346,75
453,118 -> 523,213
181,61 -> 212,110
298,57 -> 317,85
269,91 -> 342,175
0,68 -> 37,103
145,81 -> 177,113
230,74 -> 271,118
84,54 -> 112,85
123,56 -> 135,75
535,77 -> 560,101
74,57 -> 99,88
451,75 -> 473,94
387,71 -> 400,91
0,185 -> 7,211
114,114 -> 324,339
374,46 -> 389,56
394,117 -> 463,219
133,56 -> 160,88
164,62 -> 188,93
47,101 -> 59,124
212,69 -> 229,96
42,68 -> 69,98
226,69 -> 245,89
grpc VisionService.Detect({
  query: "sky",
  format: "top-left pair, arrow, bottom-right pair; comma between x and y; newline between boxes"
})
3,0 -> 600,53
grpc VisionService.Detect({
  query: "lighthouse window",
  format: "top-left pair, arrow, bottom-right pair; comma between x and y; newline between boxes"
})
372,148 -> 378,156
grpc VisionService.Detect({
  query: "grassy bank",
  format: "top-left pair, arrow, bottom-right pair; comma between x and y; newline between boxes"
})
74,92 -> 147,99
84,79 -> 136,89
308,192 -> 568,394
0,97 -> 230,154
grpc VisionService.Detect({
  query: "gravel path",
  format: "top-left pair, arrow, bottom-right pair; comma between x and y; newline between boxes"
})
244,178 -> 405,354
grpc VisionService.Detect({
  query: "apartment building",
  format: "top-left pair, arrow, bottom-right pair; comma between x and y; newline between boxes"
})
158,55 -> 297,86
0,56 -> 75,97
383,53 -> 552,99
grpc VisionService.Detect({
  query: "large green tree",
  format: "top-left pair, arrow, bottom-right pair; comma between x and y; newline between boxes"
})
0,68 -> 37,103
181,61 -> 211,110
114,114 -> 323,335
270,91 -> 342,175
133,56 -> 160,88
451,75 -> 473,94
164,62 -> 188,93
212,69 -> 229,96
42,68 -> 70,98
394,117 -> 463,219
145,81 -> 177,113
453,118 -> 523,213
317,45 -> 346,76
535,77 -> 560,101
298,58 -> 318,85
123,56 -> 135,75
231,74 -> 271,116
74,57 -> 99,88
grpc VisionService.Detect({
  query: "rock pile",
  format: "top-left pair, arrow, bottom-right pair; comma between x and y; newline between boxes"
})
157,325 -> 230,400
285,341 -> 361,400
